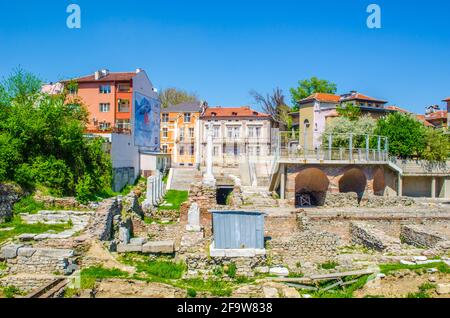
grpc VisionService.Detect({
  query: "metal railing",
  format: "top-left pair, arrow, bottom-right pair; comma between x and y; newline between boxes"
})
279,147 -> 389,162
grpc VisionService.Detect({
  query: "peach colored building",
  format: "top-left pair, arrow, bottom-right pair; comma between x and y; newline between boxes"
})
65,69 -> 146,136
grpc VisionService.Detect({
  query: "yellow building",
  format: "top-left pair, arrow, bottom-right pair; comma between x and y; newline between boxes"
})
160,102 -> 207,167
297,91 -> 392,149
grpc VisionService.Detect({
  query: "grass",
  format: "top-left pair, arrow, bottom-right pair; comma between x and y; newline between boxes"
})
379,262 -> 450,275
143,217 -> 175,225
0,261 -> 7,271
178,278 -> 233,297
311,275 -> 370,298
1,286 -> 23,298
12,196 -> 46,214
157,190 -> 188,211
320,261 -> 339,270
120,254 -> 185,280
80,266 -> 129,289
0,215 -> 72,244
225,263 -> 237,278
407,291 -> 431,298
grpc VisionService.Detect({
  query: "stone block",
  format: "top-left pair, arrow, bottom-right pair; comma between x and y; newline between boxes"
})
142,241 -> 175,254
436,284 -> 450,295
34,248 -> 74,259
263,287 -> 279,298
0,244 -> 24,259
269,267 -> 289,277
118,227 -> 130,244
116,244 -> 143,253
17,247 -> 37,258
129,237 -> 147,246
17,234 -> 37,241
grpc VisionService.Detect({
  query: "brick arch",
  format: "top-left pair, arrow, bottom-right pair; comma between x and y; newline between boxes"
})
295,168 -> 330,206
338,167 -> 367,199
373,167 -> 386,196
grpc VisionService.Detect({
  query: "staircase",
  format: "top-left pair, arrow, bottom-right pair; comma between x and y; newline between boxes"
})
169,168 -> 201,191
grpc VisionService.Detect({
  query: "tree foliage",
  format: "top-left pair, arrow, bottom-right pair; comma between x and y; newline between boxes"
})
336,102 -> 361,121
322,115 -> 377,148
422,128 -> 450,162
250,88 -> 292,130
374,112 -> 427,159
290,77 -> 337,111
158,88 -> 199,108
0,68 -> 112,198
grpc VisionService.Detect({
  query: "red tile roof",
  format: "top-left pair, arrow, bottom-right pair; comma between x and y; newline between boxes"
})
443,97 -> 450,102
202,107 -> 270,118
300,93 -> 341,104
385,105 -> 410,113
340,92 -> 387,104
69,72 -> 136,83
415,115 -> 435,127
425,110 -> 447,120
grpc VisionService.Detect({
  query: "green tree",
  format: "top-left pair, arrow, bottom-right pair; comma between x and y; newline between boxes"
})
290,77 -> 337,111
336,102 -> 361,121
0,68 -> 112,197
422,128 -> 450,162
158,88 -> 200,108
374,112 -> 427,159
322,115 -> 377,148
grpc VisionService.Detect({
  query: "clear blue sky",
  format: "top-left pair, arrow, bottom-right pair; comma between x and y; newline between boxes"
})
0,0 -> 449,113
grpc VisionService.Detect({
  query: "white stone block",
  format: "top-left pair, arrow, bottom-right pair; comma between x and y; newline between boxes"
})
269,267 -> 289,277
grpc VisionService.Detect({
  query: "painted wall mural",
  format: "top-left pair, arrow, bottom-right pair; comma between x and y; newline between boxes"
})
134,92 -> 161,150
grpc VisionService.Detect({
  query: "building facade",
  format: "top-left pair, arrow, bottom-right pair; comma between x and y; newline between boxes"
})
297,91 -> 393,149
199,107 -> 272,167
160,102 -> 207,167
64,68 -> 157,140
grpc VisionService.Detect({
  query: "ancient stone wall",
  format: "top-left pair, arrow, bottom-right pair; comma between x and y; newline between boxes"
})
185,255 -> 267,278
87,198 -> 121,241
0,183 -> 23,223
265,214 -> 298,239
189,182 -> 217,210
0,244 -> 74,275
350,222 -> 401,251
269,230 -> 341,268
401,224 -> 449,248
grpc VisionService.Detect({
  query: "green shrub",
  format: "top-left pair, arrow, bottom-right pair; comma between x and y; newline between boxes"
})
2,286 -> 23,298
80,266 -> 129,289
134,260 -> 186,280
75,174 -> 95,204
320,261 -> 338,270
187,288 -> 197,298
13,195 -> 45,214
225,263 -> 237,278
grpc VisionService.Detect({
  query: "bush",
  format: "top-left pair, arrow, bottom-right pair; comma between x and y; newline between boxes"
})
187,288 -> 197,298
225,263 -> 237,278
75,174 -> 95,204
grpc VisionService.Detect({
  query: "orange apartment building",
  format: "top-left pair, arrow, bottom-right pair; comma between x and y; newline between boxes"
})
160,102 -> 207,167
64,68 -> 150,138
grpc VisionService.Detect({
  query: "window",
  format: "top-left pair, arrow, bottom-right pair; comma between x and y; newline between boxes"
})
184,113 -> 191,123
162,128 -> 168,138
248,127 -> 254,138
228,126 -> 240,138
118,100 -> 130,112
162,145 -> 168,153
116,119 -> 130,130
189,144 -> 195,155
256,146 -> 261,156
179,129 -> 185,142
117,83 -> 131,92
99,122 -> 111,130
162,113 -> 169,123
256,127 -> 261,137
188,128 -> 195,138
179,146 -> 185,156
100,103 -> 110,112
213,126 -> 220,138
213,146 -> 219,156
234,144 -> 239,156
99,85 -> 111,94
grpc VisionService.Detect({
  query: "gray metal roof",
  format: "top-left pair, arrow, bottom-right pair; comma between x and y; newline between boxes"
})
162,102 -> 203,113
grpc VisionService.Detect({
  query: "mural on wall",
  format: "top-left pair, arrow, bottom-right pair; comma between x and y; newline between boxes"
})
134,92 -> 161,151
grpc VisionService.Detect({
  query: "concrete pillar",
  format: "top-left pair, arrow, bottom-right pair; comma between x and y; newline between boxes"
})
280,164 -> 286,200
431,177 -> 436,198
397,174 -> 403,197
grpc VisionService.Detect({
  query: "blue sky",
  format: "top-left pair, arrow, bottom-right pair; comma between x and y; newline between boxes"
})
0,0 -> 449,113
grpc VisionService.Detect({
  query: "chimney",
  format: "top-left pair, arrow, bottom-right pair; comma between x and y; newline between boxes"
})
94,71 -> 100,80
95,69 -> 109,80
136,68 -> 143,74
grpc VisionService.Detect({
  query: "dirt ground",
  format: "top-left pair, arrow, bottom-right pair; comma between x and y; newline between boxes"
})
355,272 -> 450,298
90,279 -> 186,298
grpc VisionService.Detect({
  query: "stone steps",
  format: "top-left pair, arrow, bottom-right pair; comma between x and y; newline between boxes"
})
170,168 -> 201,191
